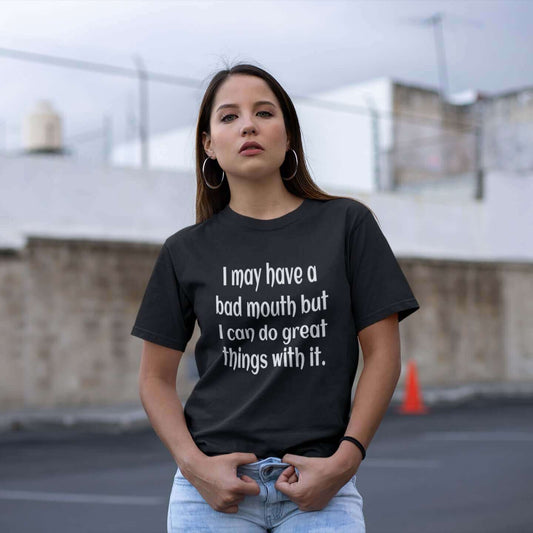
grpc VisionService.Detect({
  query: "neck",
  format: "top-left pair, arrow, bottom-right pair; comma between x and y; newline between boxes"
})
226,175 -> 302,220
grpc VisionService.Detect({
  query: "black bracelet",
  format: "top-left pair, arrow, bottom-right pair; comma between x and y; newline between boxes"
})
340,436 -> 366,460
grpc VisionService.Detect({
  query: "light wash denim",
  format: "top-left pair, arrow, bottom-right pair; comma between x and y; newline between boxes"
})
167,456 -> 365,532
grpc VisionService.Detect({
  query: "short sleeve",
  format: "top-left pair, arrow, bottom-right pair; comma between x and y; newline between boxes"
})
130,242 -> 196,351
347,209 -> 420,334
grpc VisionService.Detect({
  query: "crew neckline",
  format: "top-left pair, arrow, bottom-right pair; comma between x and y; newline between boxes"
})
217,197 -> 313,230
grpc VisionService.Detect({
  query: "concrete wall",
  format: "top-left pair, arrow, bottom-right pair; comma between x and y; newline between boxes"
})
0,237 -> 201,410
0,153 -> 197,249
3,156 -> 531,263
482,88 -> 533,173
392,83 -> 478,187
0,249 -> 25,407
330,170 -> 533,262
0,236 -> 531,410
404,258 -> 533,383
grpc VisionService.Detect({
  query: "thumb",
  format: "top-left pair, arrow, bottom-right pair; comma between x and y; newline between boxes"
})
232,452 -> 259,467
281,453 -> 304,468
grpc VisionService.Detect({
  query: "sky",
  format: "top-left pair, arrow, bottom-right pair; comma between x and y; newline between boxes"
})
0,0 -> 532,159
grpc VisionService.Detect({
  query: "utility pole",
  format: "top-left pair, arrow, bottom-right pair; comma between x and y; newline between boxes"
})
103,115 -> 112,165
133,54 -> 149,169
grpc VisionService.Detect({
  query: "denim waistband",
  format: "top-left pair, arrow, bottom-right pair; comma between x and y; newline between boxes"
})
236,456 -> 298,482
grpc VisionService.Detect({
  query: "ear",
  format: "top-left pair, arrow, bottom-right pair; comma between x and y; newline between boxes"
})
202,131 -> 213,158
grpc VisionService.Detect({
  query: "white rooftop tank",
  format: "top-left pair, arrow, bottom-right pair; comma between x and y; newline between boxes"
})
23,100 -> 63,153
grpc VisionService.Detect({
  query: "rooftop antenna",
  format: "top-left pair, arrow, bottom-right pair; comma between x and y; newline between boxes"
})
401,11 -> 483,102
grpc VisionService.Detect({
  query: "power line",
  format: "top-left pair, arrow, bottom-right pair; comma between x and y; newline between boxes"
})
0,45 -> 480,131
0,46 -> 201,88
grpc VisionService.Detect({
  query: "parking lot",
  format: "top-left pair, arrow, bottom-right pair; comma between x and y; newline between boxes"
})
1,400 -> 532,532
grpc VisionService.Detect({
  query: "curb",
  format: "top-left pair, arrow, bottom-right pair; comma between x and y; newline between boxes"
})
1,382 -> 533,434
390,381 -> 533,409
0,405 -> 150,434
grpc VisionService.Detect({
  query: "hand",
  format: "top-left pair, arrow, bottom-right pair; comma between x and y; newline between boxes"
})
180,452 -> 261,514
275,452 -> 361,511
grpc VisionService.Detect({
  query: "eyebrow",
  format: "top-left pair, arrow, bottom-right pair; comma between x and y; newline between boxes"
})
215,100 -> 276,113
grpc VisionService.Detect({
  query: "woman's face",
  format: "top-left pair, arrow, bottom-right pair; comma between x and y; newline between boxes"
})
202,74 -> 290,182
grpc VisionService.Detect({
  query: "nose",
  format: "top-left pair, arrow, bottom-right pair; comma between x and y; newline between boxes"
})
240,114 -> 257,136
241,124 -> 256,135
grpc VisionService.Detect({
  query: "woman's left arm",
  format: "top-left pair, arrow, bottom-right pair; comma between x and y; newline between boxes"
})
277,312 -> 402,510
329,311 -> 402,475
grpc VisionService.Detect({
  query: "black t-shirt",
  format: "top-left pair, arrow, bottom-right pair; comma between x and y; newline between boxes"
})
131,197 -> 420,458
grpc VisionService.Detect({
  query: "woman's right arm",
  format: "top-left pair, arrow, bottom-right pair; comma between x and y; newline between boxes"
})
138,340 -> 260,513
138,340 -> 207,470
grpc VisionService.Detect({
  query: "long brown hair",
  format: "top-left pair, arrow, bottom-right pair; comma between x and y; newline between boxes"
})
194,61 -> 375,224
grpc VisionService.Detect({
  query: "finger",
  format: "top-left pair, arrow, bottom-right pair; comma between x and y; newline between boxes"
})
275,475 -> 297,495
288,472 -> 298,483
284,465 -> 299,480
233,452 -> 259,466
277,465 -> 295,482
237,474 -> 261,495
282,453 -> 304,468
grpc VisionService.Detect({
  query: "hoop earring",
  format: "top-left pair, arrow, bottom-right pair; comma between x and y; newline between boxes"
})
282,149 -> 298,181
202,157 -> 225,190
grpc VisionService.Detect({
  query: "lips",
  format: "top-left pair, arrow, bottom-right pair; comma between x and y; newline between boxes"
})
239,141 -> 264,153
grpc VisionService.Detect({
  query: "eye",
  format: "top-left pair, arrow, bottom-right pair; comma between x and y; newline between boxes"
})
220,111 -> 273,123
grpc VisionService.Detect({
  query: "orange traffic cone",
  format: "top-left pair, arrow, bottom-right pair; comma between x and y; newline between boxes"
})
397,359 -> 429,414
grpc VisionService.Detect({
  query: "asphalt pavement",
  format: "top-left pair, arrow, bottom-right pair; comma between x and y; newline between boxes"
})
1,382 -> 533,532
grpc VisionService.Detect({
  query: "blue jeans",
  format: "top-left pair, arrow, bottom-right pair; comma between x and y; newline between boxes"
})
167,456 -> 365,532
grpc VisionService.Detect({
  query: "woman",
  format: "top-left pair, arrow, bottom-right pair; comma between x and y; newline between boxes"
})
131,63 -> 420,532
